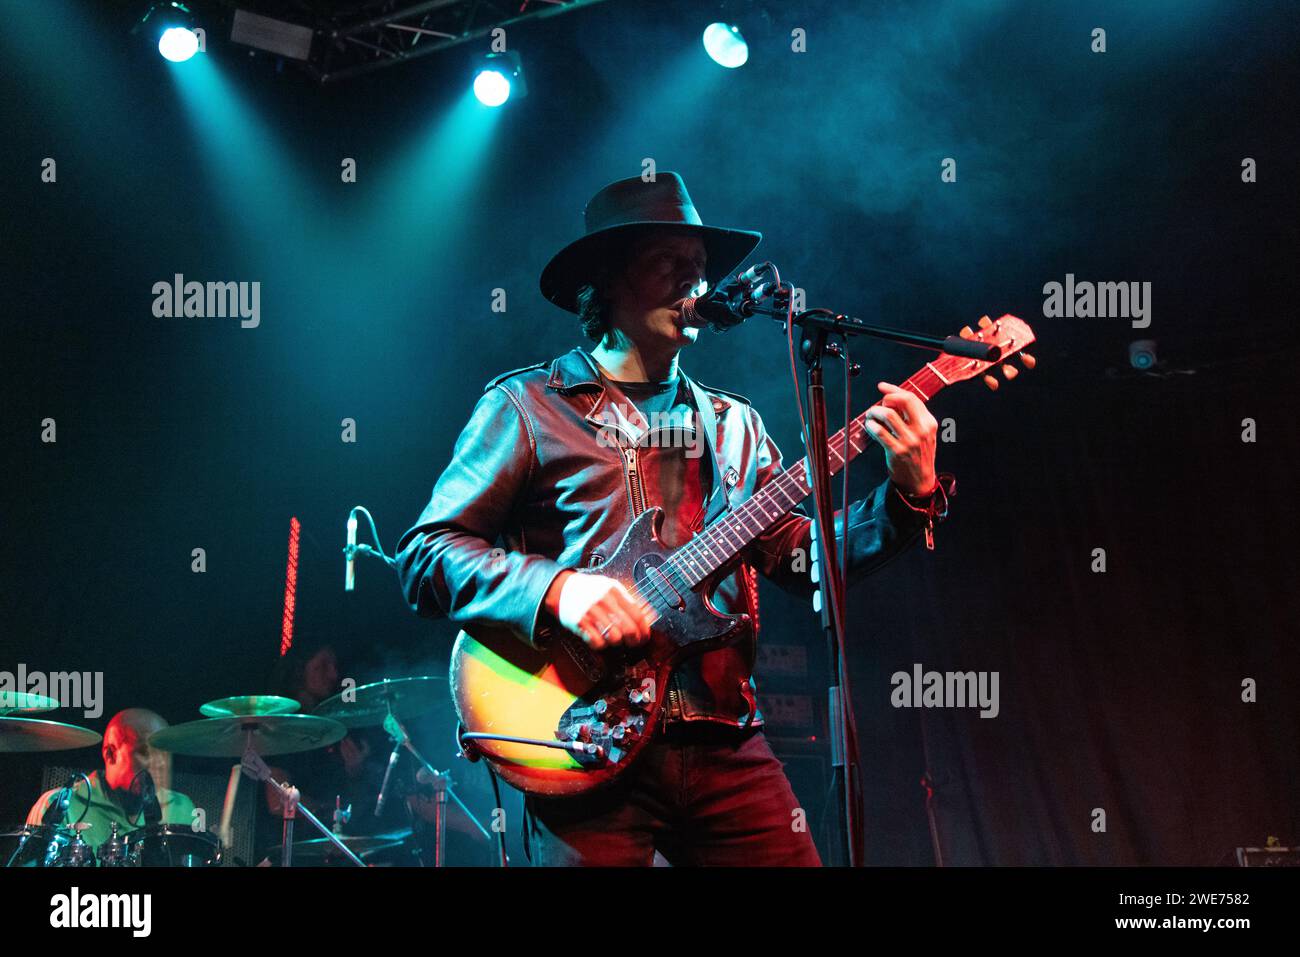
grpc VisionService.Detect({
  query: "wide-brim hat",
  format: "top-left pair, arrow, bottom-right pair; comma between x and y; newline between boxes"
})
539,171 -> 762,314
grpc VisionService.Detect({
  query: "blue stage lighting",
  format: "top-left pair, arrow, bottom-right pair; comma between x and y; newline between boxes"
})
703,23 -> 747,68
473,69 -> 511,107
159,26 -> 199,62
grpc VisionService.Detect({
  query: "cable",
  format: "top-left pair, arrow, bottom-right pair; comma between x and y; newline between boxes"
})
347,505 -> 399,568
486,764 -> 509,867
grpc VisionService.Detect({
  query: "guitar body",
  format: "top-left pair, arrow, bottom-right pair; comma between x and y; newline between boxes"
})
449,506 -> 750,797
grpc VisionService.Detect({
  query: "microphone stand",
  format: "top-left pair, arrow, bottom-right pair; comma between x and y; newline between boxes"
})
741,280 -> 996,867
378,708 -> 497,867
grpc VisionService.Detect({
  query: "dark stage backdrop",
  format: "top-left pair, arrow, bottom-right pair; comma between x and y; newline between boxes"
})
2,0 -> 1296,864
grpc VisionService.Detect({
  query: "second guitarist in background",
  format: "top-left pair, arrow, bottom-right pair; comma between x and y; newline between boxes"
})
396,172 -> 953,866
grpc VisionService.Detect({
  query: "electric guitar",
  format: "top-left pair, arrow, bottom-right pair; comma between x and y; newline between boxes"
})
451,315 -> 1036,796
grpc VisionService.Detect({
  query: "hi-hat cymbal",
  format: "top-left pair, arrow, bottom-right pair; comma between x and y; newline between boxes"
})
0,717 -> 102,753
0,692 -> 62,715
313,676 -> 446,728
200,695 -> 301,718
149,714 -> 347,758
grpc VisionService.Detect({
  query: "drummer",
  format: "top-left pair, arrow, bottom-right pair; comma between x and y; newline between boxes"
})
263,644 -> 393,834
25,708 -> 196,851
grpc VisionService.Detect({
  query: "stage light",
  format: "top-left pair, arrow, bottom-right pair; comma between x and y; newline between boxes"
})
474,69 -> 511,106
472,50 -> 527,107
159,25 -> 199,61
703,23 -> 747,68
132,2 -> 202,62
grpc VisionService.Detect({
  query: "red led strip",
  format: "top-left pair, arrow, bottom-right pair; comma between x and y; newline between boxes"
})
279,517 -> 300,657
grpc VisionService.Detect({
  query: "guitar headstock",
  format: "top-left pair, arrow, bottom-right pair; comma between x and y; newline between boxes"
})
931,314 -> 1037,390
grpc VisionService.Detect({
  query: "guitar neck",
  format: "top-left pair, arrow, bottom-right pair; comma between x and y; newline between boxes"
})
666,363 -> 951,588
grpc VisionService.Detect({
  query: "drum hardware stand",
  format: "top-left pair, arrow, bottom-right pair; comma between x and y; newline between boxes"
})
332,797 -> 352,833
54,823 -> 96,867
11,773 -> 95,868
237,729 -> 366,868
378,708 -> 494,866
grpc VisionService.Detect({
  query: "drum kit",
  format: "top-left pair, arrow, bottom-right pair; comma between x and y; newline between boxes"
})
2,677 -> 494,867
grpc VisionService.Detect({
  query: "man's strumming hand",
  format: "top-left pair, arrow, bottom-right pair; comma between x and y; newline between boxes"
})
543,570 -> 653,651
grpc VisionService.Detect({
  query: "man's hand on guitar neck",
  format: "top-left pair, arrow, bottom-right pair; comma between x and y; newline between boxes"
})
864,382 -> 940,498
543,570 -> 654,651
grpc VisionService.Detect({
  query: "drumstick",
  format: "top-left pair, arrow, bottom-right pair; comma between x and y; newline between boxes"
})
218,764 -> 240,848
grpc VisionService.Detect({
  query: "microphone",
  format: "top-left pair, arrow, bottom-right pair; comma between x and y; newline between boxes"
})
345,512 -> 357,592
44,780 -> 74,825
375,742 -> 401,817
138,770 -> 162,825
680,285 -> 770,331
679,264 -> 772,332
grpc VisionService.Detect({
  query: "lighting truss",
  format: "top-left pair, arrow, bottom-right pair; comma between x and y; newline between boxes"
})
306,0 -> 613,85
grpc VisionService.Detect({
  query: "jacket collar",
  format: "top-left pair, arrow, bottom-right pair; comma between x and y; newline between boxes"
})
545,347 -> 739,415
546,348 -> 731,514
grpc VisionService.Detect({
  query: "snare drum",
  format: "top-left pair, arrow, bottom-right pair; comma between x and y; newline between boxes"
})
126,825 -> 222,867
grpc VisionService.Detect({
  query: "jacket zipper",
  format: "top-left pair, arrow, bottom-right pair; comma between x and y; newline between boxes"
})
621,440 -> 679,715
622,445 -> 646,517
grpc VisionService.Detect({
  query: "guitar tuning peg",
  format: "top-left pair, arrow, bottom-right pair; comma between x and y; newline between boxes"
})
983,374 -> 1000,391
1018,352 -> 1037,370
1001,365 -> 1019,380
978,316 -> 993,330
959,325 -> 975,339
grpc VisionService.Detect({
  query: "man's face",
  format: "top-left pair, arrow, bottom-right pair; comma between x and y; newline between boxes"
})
606,228 -> 708,348
302,647 -> 339,701
103,723 -> 155,792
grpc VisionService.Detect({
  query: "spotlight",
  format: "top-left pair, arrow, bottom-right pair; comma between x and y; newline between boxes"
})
703,23 -> 748,68
159,25 -> 199,62
472,51 -> 527,107
132,2 -> 202,62
1128,339 -> 1158,370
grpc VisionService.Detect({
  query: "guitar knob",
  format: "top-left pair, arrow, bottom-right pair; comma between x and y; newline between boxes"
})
1018,353 -> 1037,369
1000,365 -> 1019,380
593,698 -> 608,715
983,374 -> 1000,391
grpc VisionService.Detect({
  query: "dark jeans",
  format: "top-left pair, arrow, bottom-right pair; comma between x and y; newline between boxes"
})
523,724 -> 822,866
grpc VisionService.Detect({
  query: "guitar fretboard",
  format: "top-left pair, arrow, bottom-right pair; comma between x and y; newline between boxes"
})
660,363 -> 950,589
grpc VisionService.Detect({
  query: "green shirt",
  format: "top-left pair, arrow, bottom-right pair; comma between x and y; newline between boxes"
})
26,770 -> 197,851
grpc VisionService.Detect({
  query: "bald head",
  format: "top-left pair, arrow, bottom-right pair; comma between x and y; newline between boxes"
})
103,708 -> 170,792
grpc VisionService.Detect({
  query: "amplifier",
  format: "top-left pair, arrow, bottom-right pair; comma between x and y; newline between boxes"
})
1235,844 -> 1300,867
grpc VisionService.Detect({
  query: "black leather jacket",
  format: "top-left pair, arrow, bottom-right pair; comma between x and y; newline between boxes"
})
396,347 -> 951,727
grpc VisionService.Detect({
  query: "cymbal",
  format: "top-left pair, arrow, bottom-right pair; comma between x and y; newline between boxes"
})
200,695 -> 301,718
0,717 -> 102,753
149,714 -> 347,758
313,676 -> 446,728
0,692 -> 61,715
263,830 -> 412,865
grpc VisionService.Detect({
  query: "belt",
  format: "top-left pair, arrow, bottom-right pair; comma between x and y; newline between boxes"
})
656,719 -> 760,745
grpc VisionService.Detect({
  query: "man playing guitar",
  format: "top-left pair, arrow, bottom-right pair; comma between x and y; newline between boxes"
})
396,172 -> 952,865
